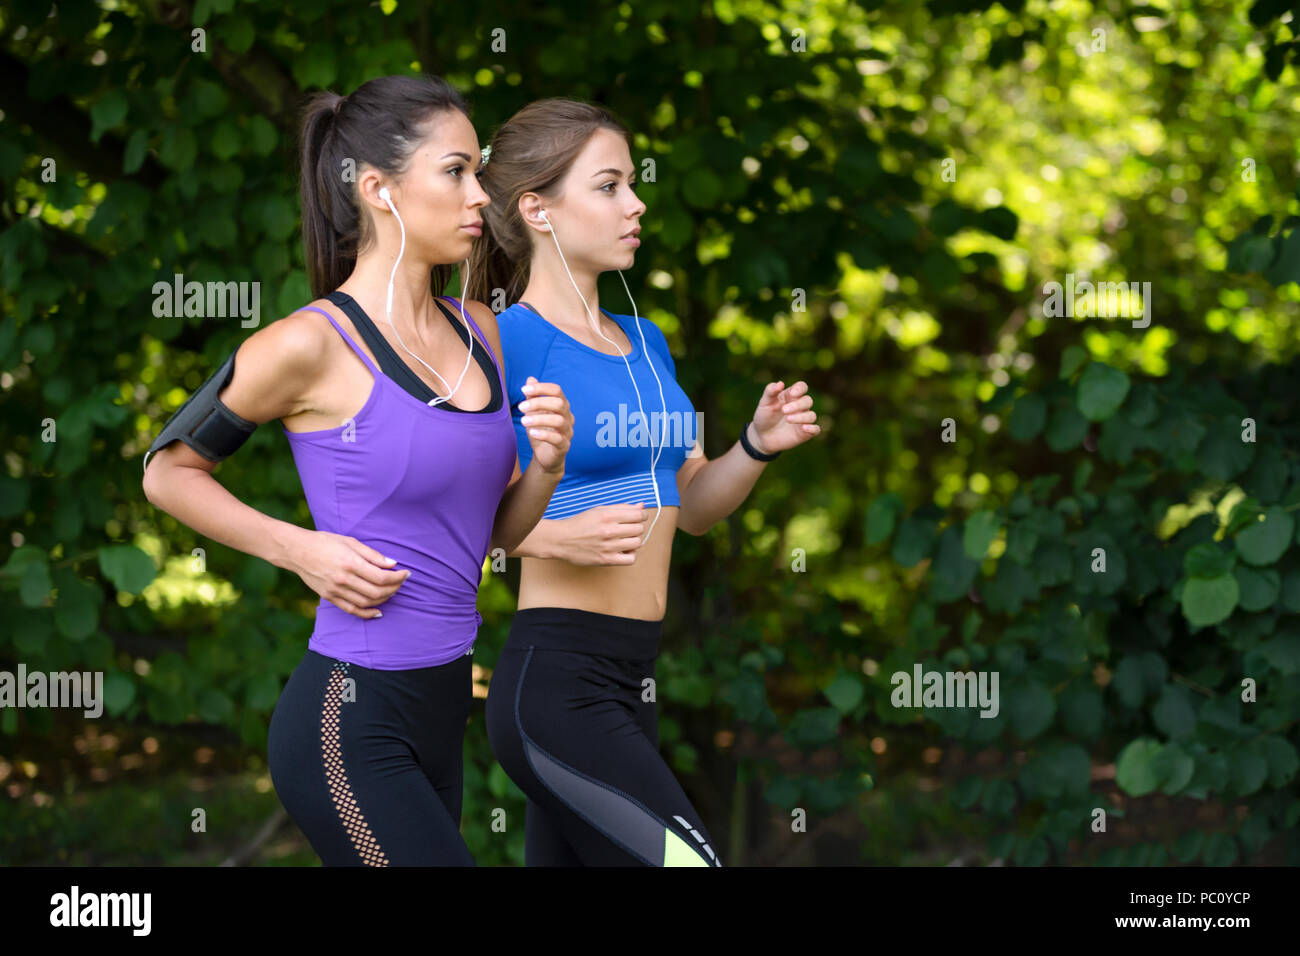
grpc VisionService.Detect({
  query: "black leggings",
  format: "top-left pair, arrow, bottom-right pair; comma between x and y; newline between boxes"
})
267,649 -> 475,866
485,607 -> 722,866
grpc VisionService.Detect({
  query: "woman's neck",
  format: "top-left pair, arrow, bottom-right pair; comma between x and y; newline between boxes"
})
519,270 -> 605,333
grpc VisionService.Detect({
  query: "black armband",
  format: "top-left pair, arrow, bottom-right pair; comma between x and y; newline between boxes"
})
142,349 -> 257,475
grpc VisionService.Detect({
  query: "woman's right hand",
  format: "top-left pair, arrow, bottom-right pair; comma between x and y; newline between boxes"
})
291,530 -> 411,618
553,504 -> 649,566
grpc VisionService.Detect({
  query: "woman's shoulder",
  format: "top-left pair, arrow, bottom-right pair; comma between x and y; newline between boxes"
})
493,300 -> 561,344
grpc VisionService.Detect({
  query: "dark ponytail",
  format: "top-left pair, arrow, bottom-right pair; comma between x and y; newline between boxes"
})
298,75 -> 471,300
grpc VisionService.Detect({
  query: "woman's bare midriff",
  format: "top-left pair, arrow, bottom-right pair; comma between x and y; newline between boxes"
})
518,505 -> 678,622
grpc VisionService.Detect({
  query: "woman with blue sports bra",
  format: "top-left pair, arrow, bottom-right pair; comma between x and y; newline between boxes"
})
142,75 -> 573,866
472,98 -> 823,866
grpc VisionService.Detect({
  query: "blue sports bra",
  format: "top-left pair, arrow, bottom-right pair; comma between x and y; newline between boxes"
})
496,301 -> 697,520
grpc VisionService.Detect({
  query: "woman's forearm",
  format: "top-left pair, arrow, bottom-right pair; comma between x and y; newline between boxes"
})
504,518 -> 560,560
677,423 -> 769,533
490,462 -> 563,556
143,463 -> 308,574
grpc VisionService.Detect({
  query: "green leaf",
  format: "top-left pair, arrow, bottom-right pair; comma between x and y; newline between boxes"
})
1059,680 -> 1103,738
291,45 -> 338,90
1006,393 -> 1047,441
90,90 -> 128,143
1229,747 -> 1268,796
276,270 -> 312,317
891,515 -> 937,568
1152,684 -> 1196,740
1111,656 -> 1148,708
98,545 -> 157,594
123,129 -> 150,174
1003,521 -> 1038,564
824,673 -> 864,714
681,168 -> 724,208
1202,832 -> 1238,866
1059,345 -> 1088,380
1184,542 -> 1234,578
962,510 -> 1001,560
1264,223 -> 1300,286
1197,415 -> 1257,480
1235,505 -> 1294,566
1258,632 -> 1300,675
1234,565 -> 1280,612
1076,363 -> 1130,422
223,16 -> 256,54
1012,835 -> 1048,866
952,775 -> 983,809
103,673 -> 136,716
865,492 -> 903,545
1115,737 -> 1163,796
929,199 -> 968,236
245,672 -> 281,711
1006,680 -> 1055,741
763,776 -> 800,808
980,778 -> 1016,816
1045,400 -> 1089,451
1239,234 -> 1275,272
1260,735 -> 1299,787
54,575 -> 100,641
19,559 -> 52,607
198,688 -> 234,724
248,116 -> 279,157
976,205 -> 1018,240
211,119 -> 242,161
261,196 -> 298,242
1180,574 -> 1238,628
785,707 -> 841,748
1171,830 -> 1204,863
928,526 -> 980,603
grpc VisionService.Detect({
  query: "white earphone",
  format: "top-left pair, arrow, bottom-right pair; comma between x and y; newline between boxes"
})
538,206 -> 669,546
378,184 -> 474,407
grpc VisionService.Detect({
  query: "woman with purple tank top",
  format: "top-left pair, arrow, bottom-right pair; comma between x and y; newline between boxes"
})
141,75 -> 573,865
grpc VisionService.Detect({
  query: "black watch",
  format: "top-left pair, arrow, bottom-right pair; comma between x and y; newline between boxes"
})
740,421 -> 781,461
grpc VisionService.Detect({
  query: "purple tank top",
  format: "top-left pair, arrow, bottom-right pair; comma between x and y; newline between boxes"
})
281,296 -> 517,669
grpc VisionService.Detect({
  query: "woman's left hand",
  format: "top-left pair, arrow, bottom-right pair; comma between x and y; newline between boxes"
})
750,380 -> 821,454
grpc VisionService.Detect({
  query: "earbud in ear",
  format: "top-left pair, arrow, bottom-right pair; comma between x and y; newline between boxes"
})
379,186 -> 392,202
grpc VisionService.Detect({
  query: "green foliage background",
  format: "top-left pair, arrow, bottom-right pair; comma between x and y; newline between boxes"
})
2,0 -> 1299,865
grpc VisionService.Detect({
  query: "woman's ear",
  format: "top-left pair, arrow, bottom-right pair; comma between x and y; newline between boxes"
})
519,193 -> 549,232
357,169 -> 390,212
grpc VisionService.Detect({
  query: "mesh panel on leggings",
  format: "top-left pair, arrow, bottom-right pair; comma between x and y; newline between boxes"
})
321,661 -> 390,866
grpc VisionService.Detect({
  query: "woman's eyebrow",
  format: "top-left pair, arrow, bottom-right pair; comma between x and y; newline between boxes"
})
441,151 -> 477,162
590,167 -> 632,179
